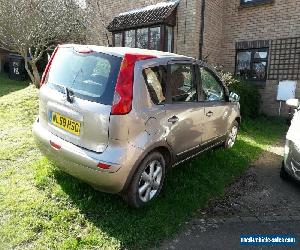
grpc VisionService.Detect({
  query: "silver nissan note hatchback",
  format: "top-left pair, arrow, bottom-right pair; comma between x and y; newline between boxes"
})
33,44 -> 241,208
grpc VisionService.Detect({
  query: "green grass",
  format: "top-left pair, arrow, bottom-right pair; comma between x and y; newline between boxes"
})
0,73 -> 286,249
0,73 -> 29,97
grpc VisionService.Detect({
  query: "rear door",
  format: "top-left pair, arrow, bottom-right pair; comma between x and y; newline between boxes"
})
198,66 -> 230,143
38,46 -> 122,153
164,61 -> 206,156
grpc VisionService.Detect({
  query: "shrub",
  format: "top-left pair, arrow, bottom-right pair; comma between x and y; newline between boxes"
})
216,68 -> 261,118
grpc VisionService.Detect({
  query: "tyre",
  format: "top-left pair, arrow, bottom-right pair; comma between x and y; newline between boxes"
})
280,162 -> 290,180
224,121 -> 239,149
123,151 -> 166,208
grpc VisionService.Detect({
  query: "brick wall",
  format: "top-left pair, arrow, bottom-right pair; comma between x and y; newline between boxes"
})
202,0 -> 224,66
221,0 -> 300,73
87,0 -> 202,58
87,0 -> 300,116
219,0 -> 300,116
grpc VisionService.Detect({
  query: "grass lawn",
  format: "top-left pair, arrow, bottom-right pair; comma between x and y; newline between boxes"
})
0,73 -> 286,249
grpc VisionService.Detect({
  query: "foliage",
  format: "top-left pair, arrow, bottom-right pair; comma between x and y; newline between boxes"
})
216,67 -> 261,118
0,0 -> 87,87
0,73 -> 285,249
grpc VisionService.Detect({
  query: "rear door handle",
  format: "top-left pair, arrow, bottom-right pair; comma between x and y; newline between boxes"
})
168,116 -> 179,124
206,111 -> 213,117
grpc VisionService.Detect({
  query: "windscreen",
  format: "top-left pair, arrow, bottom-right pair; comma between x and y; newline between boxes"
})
46,47 -> 122,105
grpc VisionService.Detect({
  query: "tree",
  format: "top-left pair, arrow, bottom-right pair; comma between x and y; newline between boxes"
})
0,0 -> 87,87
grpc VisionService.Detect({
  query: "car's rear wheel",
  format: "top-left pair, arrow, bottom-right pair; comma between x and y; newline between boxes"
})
224,121 -> 239,149
123,152 -> 166,208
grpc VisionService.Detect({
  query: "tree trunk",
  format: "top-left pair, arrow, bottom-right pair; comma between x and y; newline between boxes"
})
30,62 -> 41,88
23,55 -> 36,87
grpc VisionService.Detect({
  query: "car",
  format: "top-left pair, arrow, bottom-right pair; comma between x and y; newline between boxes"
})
33,44 -> 241,208
281,98 -> 300,181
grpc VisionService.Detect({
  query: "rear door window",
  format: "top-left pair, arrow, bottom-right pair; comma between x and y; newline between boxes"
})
46,47 -> 122,105
169,64 -> 197,103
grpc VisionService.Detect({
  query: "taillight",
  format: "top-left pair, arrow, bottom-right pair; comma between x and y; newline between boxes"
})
50,140 -> 61,150
40,46 -> 59,86
111,53 -> 155,115
97,162 -> 111,170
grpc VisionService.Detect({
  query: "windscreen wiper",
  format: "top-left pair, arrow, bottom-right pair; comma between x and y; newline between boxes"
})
65,87 -> 75,103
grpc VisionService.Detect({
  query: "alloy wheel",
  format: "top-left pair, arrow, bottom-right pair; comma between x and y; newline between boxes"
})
227,125 -> 238,148
138,160 -> 163,203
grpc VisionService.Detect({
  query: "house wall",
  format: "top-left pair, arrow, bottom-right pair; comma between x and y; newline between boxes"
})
88,0 -> 300,116
87,0 -> 202,58
202,0 -> 224,66
219,0 -> 300,116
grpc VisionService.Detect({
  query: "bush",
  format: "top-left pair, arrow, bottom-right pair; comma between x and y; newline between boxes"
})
216,68 -> 261,118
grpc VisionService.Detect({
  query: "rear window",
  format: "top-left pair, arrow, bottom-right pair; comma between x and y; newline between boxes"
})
46,47 -> 122,105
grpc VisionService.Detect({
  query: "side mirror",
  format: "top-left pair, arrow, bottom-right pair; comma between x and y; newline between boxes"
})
229,91 -> 240,103
286,99 -> 299,108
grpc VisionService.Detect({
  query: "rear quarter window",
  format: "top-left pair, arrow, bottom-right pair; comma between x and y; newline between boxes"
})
143,66 -> 167,105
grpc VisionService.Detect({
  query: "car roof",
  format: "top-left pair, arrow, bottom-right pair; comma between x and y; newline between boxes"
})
60,44 -> 193,60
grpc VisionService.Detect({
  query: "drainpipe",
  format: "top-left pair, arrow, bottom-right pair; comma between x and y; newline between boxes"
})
199,0 -> 205,60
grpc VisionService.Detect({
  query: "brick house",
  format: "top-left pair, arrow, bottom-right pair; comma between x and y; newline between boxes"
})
88,0 -> 300,116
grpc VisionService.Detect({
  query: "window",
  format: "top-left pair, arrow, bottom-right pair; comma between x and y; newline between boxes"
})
143,66 -> 166,104
113,26 -> 173,52
137,28 -> 148,49
125,30 -> 135,48
170,64 -> 197,102
46,48 -> 122,105
200,68 -> 225,102
149,27 -> 161,50
241,0 -> 274,6
114,33 -> 123,47
236,48 -> 268,81
165,26 -> 173,52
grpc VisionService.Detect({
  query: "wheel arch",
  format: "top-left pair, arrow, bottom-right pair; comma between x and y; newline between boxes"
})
120,142 -> 174,194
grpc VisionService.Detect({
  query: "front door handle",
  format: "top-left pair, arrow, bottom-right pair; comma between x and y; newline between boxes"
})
206,111 -> 213,117
168,116 -> 179,124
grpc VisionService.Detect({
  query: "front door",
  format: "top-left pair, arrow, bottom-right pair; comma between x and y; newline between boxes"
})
199,66 -> 230,144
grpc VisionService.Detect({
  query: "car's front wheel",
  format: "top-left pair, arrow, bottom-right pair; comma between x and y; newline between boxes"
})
224,121 -> 239,149
123,151 -> 166,208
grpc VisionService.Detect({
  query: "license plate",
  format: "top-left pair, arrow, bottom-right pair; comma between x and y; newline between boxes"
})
51,112 -> 81,136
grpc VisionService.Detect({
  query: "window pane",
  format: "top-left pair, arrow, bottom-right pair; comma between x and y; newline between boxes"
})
253,62 -> 267,80
236,49 -> 268,81
149,27 -> 161,50
143,66 -> 166,104
137,28 -> 148,49
46,48 -> 122,105
125,30 -> 135,48
114,33 -> 122,47
236,51 -> 251,79
200,68 -> 225,101
170,64 -> 196,102
254,51 -> 267,59
166,26 -> 173,52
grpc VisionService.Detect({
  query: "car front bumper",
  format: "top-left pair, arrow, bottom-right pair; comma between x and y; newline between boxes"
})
283,140 -> 300,181
32,120 -> 143,193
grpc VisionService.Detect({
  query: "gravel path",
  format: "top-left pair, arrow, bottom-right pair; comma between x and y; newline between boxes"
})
159,140 -> 300,249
